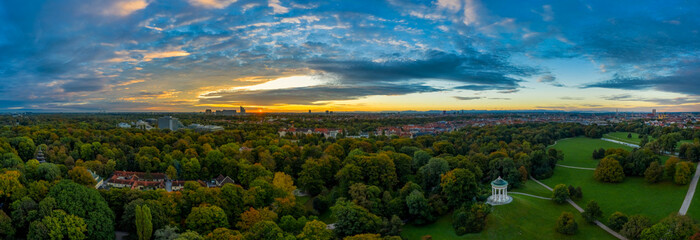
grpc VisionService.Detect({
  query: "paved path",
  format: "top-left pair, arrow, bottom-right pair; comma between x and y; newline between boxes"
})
529,177 -> 628,240
601,138 -> 640,148
556,164 -> 596,171
510,191 -> 552,200
679,162 -> 700,215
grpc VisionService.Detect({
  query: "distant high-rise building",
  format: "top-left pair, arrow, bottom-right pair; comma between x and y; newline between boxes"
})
240,106 -> 246,114
309,110 -> 311,113
652,109 -> 656,116
205,109 -> 212,115
158,116 -> 183,131
325,110 -> 329,114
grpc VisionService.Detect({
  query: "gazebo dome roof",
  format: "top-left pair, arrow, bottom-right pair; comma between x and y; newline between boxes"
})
491,177 -> 508,187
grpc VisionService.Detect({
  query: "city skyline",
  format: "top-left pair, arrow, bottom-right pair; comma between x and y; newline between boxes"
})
0,0 -> 698,112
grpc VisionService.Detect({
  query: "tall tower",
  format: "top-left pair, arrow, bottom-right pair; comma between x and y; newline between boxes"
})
240,106 -> 246,114
652,109 -> 656,116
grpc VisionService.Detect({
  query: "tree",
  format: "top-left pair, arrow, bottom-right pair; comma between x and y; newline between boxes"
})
29,210 -> 88,240
640,214 -> 698,240
620,215 -> 651,240
136,205 -> 153,240
413,150 -> 431,169
206,228 -> 243,240
628,133 -> 633,138
297,220 -> 333,240
48,181 -> 115,240
582,200 -> 602,223
36,163 -> 61,181
552,184 -> 570,204
68,166 -> 96,187
186,205 -> 228,234
381,215 -> 403,236
555,211 -> 578,235
0,170 -> 23,200
273,172 -> 296,197
608,212 -> 628,231
488,158 -> 522,187
154,225 -> 180,240
247,221 -> 290,240
236,207 -> 278,230
331,200 -> 382,237
665,157 -> 680,178
418,158 -> 449,191
0,210 -> 14,239
440,168 -> 478,207
452,203 -> 491,235
166,166 -> 178,180
594,157 -> 625,183
674,161 -> 693,185
406,190 -> 434,225
644,162 -> 663,183
121,199 -> 167,236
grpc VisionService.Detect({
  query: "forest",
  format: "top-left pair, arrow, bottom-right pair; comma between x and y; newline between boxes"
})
0,114 -> 699,240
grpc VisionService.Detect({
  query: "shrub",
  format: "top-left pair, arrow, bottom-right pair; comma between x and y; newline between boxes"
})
620,215 -> 651,240
452,203 -> 491,235
552,184 -> 570,204
594,157 -> 625,183
555,212 -> 578,235
607,212 -> 628,231
644,162 -> 663,183
581,200 -> 602,224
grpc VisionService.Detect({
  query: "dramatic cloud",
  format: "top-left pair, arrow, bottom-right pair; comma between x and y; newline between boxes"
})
0,0 -> 698,111
453,96 -> 482,100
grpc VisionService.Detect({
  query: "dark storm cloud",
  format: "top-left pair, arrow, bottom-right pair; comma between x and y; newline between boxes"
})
309,50 -> 536,87
453,96 -> 482,100
583,65 -> 700,96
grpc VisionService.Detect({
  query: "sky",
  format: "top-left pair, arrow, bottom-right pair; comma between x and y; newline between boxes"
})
0,0 -> 698,112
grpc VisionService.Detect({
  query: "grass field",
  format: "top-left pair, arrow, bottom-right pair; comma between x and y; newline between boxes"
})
548,137 -> 633,168
603,132 -> 648,145
686,186 -> 700,220
604,132 -> 694,150
401,195 -> 615,240
539,165 -> 687,223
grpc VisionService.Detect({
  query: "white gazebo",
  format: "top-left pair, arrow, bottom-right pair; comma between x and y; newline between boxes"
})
487,176 -> 512,205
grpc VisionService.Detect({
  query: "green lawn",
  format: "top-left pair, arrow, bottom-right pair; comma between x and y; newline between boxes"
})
604,132 -> 695,150
686,186 -> 700,220
539,167 -> 687,223
603,132 -> 649,145
401,195 -> 615,240
515,178 -> 555,198
548,137 -> 633,168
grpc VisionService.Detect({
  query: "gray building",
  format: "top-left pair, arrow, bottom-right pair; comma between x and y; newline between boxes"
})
240,106 -> 246,114
158,116 -> 183,131
222,110 -> 236,116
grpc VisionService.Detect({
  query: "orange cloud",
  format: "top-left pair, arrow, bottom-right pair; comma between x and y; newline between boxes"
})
103,0 -> 149,17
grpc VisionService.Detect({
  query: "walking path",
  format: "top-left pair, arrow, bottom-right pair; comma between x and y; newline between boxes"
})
601,138 -> 640,148
556,164 -> 596,171
509,191 -> 552,200
529,177 -> 628,240
679,163 -> 700,215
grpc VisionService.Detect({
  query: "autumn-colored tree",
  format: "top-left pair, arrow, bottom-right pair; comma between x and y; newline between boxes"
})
440,168 -> 478,207
236,207 -> 278,230
644,161 -> 664,183
555,211 -> 578,235
273,172 -> 296,198
674,161 -> 693,185
297,220 -> 333,240
594,157 -> 625,183
664,157 -> 680,178
166,165 -> 177,180
68,166 -> 97,187
0,170 -> 23,200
